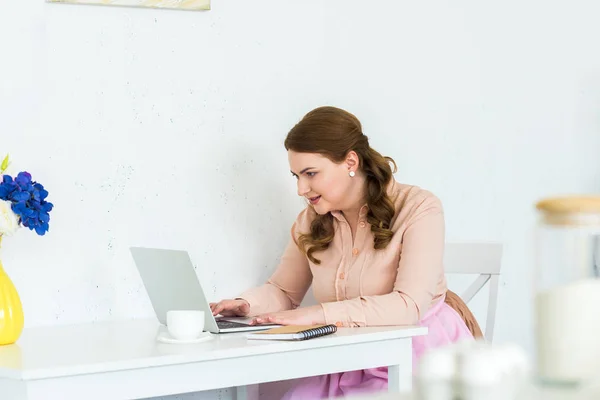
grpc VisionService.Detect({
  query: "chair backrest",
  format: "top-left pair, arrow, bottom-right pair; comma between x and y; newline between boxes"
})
443,242 -> 503,342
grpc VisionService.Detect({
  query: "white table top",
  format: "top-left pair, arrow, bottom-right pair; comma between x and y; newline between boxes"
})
350,385 -> 600,400
0,318 -> 427,381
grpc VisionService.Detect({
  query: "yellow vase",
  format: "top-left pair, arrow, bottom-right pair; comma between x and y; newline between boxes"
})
0,259 -> 24,345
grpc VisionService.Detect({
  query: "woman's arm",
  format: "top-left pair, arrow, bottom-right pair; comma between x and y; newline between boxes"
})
240,221 -> 313,316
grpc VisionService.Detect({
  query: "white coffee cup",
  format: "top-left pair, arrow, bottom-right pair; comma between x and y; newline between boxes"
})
166,310 -> 205,340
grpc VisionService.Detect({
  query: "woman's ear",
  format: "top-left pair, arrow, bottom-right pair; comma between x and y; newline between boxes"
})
345,150 -> 360,171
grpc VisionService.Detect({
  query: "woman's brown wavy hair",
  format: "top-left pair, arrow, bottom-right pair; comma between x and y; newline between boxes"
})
284,106 -> 398,264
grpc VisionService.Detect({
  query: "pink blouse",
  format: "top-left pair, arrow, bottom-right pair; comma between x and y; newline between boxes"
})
240,180 -> 447,327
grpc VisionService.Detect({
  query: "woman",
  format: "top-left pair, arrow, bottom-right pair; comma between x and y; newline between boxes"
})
210,106 -> 482,399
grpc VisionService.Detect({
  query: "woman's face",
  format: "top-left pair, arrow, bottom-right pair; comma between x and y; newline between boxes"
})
288,151 -> 356,215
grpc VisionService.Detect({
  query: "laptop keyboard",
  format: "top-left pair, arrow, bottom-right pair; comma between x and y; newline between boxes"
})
217,320 -> 251,329
216,320 -> 279,330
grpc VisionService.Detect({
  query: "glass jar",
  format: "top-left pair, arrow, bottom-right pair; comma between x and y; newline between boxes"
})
534,196 -> 600,387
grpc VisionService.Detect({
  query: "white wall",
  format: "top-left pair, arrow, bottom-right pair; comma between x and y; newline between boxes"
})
1,1 -> 600,399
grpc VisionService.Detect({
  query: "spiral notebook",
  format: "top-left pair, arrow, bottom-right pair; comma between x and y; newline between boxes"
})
246,324 -> 337,341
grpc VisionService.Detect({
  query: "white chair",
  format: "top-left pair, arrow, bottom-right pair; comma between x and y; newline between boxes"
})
443,242 -> 503,342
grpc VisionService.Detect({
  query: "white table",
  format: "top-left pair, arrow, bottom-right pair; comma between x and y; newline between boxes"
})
0,319 -> 426,400
351,385 -> 600,400
349,380 -> 600,400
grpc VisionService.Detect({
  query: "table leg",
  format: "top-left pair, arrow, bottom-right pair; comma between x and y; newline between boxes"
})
235,384 -> 259,400
388,364 -> 412,393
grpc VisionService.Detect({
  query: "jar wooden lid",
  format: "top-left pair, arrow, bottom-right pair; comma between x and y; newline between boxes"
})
536,196 -> 600,226
536,196 -> 600,214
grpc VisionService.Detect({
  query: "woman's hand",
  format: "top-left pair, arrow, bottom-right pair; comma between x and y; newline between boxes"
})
251,305 -> 326,326
209,299 -> 250,317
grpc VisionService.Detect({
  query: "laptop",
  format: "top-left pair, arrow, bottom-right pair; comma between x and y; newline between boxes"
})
130,246 -> 278,333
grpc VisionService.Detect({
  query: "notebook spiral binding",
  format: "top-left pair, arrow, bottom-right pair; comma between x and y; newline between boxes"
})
300,324 -> 338,340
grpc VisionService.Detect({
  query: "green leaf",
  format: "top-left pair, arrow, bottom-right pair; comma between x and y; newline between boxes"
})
0,154 -> 9,173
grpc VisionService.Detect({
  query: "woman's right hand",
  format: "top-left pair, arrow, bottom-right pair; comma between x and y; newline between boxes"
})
209,299 -> 250,317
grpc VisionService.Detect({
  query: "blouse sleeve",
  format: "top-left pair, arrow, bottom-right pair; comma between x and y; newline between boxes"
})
240,211 -> 314,316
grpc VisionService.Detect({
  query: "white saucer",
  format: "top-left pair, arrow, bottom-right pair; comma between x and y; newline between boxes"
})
157,331 -> 213,344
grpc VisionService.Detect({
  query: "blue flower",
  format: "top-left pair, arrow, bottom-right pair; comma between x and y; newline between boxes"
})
0,171 -> 53,236
0,175 -> 17,200
15,171 -> 32,190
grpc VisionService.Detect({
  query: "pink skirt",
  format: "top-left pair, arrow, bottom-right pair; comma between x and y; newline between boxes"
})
277,296 -> 474,399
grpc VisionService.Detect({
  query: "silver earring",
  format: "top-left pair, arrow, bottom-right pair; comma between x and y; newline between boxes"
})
349,171 -> 355,177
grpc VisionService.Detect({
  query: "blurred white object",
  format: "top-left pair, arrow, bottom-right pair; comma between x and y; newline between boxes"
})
415,347 -> 456,400
415,341 -> 530,400
459,346 -> 504,400
458,342 -> 529,400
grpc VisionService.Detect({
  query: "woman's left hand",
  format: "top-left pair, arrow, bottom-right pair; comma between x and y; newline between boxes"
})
251,305 -> 326,326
